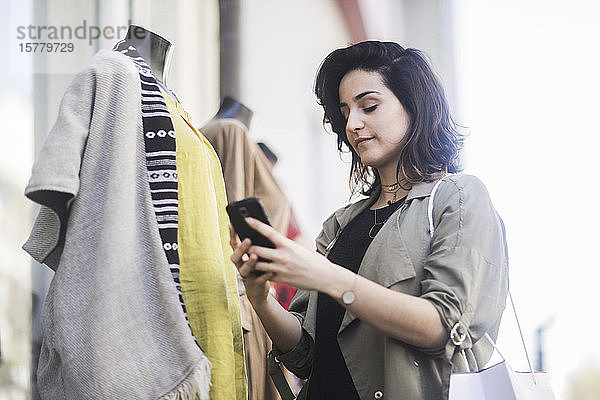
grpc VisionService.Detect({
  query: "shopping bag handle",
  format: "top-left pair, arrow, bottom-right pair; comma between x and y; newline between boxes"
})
481,291 -> 536,384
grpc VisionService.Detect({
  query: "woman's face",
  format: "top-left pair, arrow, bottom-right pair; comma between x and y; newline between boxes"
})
339,69 -> 410,175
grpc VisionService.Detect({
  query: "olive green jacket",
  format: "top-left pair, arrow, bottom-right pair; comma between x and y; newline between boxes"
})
275,174 -> 509,400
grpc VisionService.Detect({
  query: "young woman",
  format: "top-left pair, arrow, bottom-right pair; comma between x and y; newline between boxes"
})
229,41 -> 508,400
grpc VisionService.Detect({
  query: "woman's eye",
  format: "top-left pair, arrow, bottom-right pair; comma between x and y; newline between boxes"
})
364,105 -> 378,113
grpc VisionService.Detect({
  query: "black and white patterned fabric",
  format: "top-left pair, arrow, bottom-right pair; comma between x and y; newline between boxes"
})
112,40 -> 190,330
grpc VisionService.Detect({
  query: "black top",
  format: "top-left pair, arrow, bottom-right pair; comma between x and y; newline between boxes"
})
307,198 -> 405,399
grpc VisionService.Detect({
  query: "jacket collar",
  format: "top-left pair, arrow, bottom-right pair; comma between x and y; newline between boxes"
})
331,193 -> 376,232
333,176 -> 448,229
406,177 -> 447,201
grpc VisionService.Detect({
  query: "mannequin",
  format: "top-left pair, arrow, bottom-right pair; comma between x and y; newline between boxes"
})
23,32 -> 218,399
117,28 -> 249,399
257,142 -> 278,165
125,25 -> 172,83
212,96 -> 254,128
125,24 -> 177,100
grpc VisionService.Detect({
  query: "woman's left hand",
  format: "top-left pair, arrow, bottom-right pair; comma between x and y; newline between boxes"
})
244,217 -> 342,292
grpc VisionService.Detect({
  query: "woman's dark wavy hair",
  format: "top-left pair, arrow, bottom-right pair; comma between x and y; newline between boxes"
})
314,41 -> 464,196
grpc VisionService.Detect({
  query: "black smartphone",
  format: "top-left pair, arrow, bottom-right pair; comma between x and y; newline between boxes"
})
226,197 -> 275,267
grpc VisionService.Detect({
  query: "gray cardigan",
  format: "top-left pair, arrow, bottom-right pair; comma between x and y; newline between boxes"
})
23,50 -> 211,399
276,174 -> 509,400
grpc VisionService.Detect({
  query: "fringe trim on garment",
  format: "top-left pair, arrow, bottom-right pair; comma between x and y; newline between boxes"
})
158,355 -> 212,400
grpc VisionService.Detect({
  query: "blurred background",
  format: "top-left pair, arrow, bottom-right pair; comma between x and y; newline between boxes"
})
1,0 -> 599,398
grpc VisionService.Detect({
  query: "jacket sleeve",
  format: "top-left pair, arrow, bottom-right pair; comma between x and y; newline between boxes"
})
418,175 -> 509,361
271,289 -> 314,379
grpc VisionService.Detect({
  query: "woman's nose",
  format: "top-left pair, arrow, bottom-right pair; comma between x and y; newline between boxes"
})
346,111 -> 364,133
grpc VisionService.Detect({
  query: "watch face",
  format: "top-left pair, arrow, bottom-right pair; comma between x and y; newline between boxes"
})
342,290 -> 356,305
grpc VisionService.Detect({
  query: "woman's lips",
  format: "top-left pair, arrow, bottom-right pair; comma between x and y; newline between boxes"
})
355,137 -> 373,147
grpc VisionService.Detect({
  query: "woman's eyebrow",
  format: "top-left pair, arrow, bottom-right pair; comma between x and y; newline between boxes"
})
339,90 -> 381,108
355,90 -> 380,100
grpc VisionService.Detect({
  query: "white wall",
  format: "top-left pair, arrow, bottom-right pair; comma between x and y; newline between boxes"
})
239,0 -> 356,240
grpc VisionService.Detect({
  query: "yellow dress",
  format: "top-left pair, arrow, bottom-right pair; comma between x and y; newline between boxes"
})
161,89 -> 247,400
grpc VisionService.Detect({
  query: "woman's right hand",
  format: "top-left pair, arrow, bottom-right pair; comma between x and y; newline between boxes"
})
229,224 -> 275,305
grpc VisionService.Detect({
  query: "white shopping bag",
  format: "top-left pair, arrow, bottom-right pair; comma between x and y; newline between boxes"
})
449,360 -> 555,400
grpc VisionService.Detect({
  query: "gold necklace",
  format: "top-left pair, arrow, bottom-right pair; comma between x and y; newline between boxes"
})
382,183 -> 401,205
381,182 -> 400,191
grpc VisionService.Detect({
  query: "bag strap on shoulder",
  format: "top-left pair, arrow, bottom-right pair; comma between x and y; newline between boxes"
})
428,178 -> 445,238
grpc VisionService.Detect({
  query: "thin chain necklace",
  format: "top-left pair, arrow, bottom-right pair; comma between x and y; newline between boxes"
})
368,198 -> 405,239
